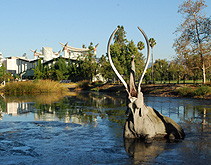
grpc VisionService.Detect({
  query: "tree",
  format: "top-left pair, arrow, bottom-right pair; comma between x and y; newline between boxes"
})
98,55 -> 113,80
108,26 -> 128,82
104,25 -> 146,83
0,64 -> 13,82
54,57 -> 68,80
69,42 -> 98,82
126,40 -> 145,80
136,41 -> 146,80
137,41 -> 145,52
33,59 -> 44,79
0,64 -> 6,80
114,25 -> 128,46
149,38 -> 156,83
170,58 -> 187,84
173,0 -> 211,84
153,59 -> 168,83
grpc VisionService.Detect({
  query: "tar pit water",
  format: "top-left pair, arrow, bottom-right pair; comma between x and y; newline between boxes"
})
0,92 -> 211,164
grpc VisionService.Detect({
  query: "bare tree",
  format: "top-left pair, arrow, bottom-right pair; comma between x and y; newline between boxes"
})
173,0 -> 211,84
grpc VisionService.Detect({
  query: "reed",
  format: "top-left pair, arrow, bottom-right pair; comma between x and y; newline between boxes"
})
3,80 -> 67,96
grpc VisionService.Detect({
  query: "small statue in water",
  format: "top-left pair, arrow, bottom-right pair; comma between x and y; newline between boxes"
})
107,27 -> 185,142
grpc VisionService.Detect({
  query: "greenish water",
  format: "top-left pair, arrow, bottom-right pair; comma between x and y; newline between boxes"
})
0,92 -> 211,164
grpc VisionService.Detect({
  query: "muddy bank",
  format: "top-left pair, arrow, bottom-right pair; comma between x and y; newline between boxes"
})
67,83 -> 211,99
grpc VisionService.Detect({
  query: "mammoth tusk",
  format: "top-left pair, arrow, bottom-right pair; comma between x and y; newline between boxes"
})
107,27 -> 129,92
137,27 -> 150,93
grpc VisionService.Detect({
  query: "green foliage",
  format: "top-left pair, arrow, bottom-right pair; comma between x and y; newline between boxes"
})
0,64 -> 14,82
98,55 -> 113,79
114,25 -> 128,46
144,69 -> 151,83
100,25 -> 145,82
68,43 -> 98,81
194,85 -> 211,96
149,38 -> 156,48
176,85 -> 211,97
91,80 -> 103,86
175,87 -> 194,97
137,41 -> 145,51
0,73 -> 14,82
153,59 -> 169,81
33,57 -> 74,81
0,64 -> 6,78
33,59 -> 44,79
174,0 -> 211,84
77,80 -> 90,89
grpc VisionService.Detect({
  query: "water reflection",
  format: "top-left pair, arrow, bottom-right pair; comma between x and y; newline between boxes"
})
6,102 -> 34,116
0,93 -> 211,164
1,94 -> 211,126
0,92 -> 127,126
124,139 -> 167,164
1,93 -> 211,131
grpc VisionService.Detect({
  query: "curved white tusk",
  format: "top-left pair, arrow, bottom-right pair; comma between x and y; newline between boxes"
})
137,27 -> 150,93
107,27 -> 128,91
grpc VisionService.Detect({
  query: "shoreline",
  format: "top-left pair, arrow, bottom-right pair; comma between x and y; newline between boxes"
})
66,83 -> 211,100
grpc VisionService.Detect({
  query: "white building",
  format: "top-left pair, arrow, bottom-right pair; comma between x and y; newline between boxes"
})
3,56 -> 37,75
1,42 -> 104,81
3,44 -> 86,77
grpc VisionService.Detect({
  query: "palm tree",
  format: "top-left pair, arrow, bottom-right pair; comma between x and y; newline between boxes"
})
149,38 -> 156,83
137,41 -> 145,52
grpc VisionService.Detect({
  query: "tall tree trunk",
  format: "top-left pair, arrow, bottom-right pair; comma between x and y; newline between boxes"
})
202,59 -> 206,84
194,14 -> 206,84
199,52 -> 206,84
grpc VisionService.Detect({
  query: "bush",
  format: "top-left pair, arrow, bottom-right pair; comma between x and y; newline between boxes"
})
175,87 -> 194,97
194,85 -> 211,96
77,80 -> 90,89
91,80 -> 104,86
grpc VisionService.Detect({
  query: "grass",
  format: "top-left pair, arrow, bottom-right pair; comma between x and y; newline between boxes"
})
3,80 -> 67,96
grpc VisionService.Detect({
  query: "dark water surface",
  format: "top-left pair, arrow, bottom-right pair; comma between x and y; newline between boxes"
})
0,92 -> 211,164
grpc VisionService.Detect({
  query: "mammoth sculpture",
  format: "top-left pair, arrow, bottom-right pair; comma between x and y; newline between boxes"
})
107,27 -> 185,142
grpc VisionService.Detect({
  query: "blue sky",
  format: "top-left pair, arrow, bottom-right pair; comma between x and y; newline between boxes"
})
0,0 -> 211,61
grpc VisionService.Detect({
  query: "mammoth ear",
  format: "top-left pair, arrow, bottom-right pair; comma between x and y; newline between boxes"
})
129,55 -> 137,97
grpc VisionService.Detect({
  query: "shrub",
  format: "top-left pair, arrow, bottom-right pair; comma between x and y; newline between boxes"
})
194,85 -> 211,96
205,81 -> 211,86
91,80 -> 103,86
175,87 -> 194,97
77,80 -> 90,89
